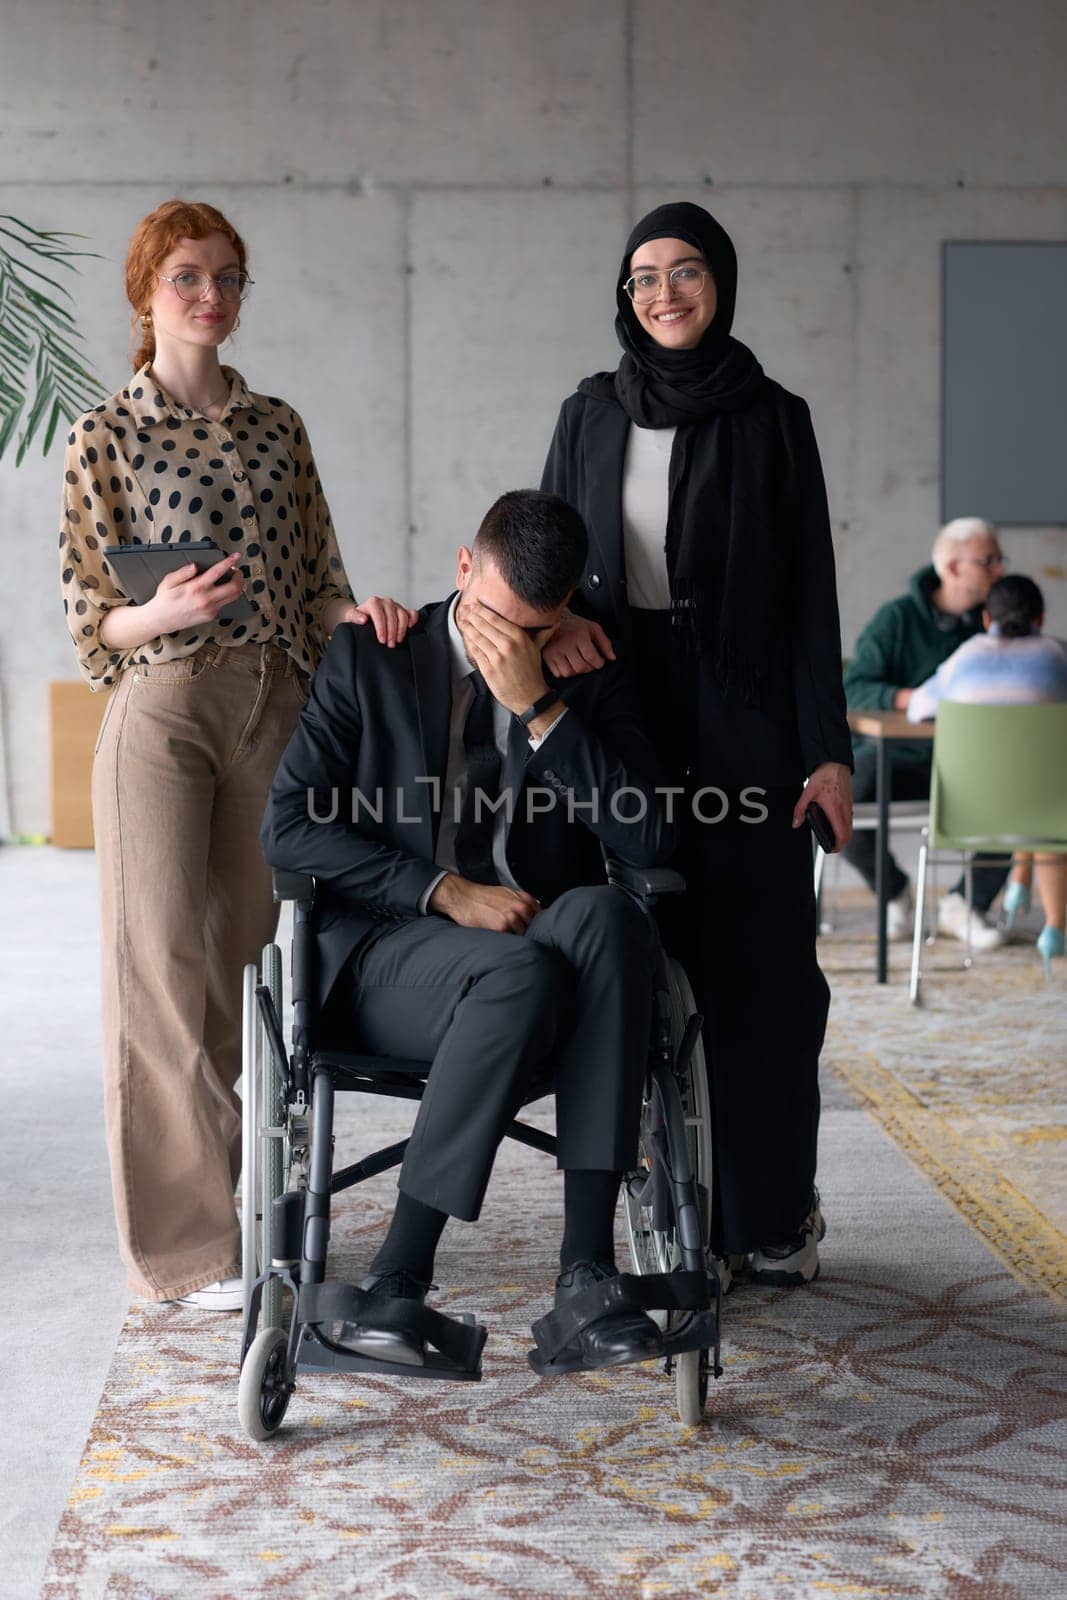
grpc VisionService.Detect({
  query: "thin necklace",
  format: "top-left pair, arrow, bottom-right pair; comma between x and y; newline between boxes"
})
195,379 -> 230,414
150,366 -> 229,414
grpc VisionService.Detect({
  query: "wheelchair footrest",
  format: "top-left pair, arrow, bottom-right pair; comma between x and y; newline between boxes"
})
526,1269 -> 710,1376
298,1326 -> 485,1381
661,1309 -> 721,1362
297,1279 -> 487,1378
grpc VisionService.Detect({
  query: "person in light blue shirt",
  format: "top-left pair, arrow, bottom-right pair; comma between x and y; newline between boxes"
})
907,582 -> 1067,719
908,574 -> 1067,974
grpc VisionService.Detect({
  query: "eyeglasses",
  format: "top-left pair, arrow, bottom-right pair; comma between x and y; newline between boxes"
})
158,270 -> 254,304
624,265 -> 708,305
958,553 -> 1007,570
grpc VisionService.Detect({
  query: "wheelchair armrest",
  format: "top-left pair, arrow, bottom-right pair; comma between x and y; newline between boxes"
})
272,869 -> 315,905
603,853 -> 686,900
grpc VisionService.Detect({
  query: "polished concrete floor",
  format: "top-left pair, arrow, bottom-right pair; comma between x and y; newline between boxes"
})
1,847 -> 127,1600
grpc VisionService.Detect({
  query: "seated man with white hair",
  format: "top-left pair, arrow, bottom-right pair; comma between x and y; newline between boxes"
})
842,517 -> 1008,948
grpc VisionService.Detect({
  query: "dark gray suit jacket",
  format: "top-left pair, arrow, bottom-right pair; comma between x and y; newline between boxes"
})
261,597 -> 679,1008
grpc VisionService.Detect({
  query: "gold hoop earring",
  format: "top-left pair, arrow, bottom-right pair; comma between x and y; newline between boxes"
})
140,312 -> 152,330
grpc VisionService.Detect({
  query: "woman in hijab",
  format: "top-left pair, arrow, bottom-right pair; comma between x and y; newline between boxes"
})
541,201 -> 853,1286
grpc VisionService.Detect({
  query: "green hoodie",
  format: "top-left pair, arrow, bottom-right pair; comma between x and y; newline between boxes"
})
844,565 -> 984,766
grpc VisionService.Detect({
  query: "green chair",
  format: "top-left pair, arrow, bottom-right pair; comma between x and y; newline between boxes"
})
909,702 -> 1067,1004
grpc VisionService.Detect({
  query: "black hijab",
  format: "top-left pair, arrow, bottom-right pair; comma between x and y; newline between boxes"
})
610,201 -> 766,424
578,201 -> 807,720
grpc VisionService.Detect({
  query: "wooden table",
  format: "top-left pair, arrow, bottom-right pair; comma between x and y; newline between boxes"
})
847,709 -> 935,983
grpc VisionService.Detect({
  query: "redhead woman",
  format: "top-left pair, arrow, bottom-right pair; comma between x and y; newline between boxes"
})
59,200 -> 416,1309
541,202 -> 853,1285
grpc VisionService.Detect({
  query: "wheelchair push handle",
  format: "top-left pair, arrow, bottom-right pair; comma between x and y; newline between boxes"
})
272,869 -> 315,905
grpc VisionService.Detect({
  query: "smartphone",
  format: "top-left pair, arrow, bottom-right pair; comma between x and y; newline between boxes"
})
807,801 -> 836,853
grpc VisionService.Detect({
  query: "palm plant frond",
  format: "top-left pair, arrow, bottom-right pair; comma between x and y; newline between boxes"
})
0,216 -> 103,465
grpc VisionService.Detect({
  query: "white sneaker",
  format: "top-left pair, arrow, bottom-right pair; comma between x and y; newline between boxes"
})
171,1276 -> 244,1312
710,1256 -> 735,1295
936,891 -> 1004,951
750,1194 -> 826,1286
886,885 -> 914,941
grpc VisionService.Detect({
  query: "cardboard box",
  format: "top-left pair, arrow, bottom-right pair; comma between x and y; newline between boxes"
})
50,680 -> 111,848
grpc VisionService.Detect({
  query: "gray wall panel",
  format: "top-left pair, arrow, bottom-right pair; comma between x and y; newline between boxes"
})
4,1 -> 1067,830
943,242 -> 1067,524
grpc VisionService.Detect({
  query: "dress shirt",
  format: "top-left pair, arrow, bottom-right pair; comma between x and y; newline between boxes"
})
418,595 -> 567,912
59,364 -> 353,688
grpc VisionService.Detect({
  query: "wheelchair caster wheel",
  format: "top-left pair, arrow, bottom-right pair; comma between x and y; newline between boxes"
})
239,1327 -> 292,1440
675,1347 -> 711,1426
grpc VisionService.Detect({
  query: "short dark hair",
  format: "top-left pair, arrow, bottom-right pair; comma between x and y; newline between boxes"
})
987,573 -> 1044,638
472,490 -> 588,611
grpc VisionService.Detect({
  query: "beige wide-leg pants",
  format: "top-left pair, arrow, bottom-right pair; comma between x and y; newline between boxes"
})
92,642 -> 306,1300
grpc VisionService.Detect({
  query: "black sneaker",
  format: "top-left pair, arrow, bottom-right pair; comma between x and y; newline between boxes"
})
750,1192 -> 826,1286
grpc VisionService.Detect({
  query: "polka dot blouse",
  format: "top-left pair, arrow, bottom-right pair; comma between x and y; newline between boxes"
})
59,365 -> 354,689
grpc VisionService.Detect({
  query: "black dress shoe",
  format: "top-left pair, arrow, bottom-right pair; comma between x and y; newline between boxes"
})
339,1267 -> 431,1367
555,1260 -> 663,1368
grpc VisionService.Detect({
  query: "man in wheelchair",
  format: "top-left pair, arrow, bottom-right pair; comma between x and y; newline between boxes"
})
261,489 -> 683,1372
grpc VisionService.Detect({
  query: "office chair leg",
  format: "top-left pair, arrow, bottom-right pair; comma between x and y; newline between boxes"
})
927,856 -> 940,946
910,840 -> 928,1005
815,845 -> 839,934
963,856 -> 975,969
813,845 -> 827,934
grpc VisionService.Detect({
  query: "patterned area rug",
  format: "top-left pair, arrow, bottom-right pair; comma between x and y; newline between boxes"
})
44,1077 -> 1067,1599
818,897 -> 1067,1300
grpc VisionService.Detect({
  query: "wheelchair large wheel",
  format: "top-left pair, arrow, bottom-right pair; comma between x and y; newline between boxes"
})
624,958 -> 713,1278
623,958 -> 714,1424
241,944 -> 295,1332
259,942 -> 285,1331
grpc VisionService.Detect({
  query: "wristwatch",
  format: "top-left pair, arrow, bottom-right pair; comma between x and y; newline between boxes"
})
515,689 -> 560,728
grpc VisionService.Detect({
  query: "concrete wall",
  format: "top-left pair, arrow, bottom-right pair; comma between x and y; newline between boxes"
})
2,0 -> 1066,832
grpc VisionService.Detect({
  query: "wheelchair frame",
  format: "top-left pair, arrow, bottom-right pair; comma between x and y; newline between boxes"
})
238,863 -> 722,1438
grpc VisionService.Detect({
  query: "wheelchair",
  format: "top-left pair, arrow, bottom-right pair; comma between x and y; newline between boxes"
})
237,859 -> 722,1439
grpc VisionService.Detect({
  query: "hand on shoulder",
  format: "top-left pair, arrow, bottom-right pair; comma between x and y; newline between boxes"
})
541,612 -> 616,679
328,596 -> 420,646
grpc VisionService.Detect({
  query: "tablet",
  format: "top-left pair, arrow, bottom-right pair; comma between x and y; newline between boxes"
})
103,539 -> 254,623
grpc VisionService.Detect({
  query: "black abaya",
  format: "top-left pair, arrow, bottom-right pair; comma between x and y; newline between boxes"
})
623,611 -> 826,1254
541,201 -> 850,1251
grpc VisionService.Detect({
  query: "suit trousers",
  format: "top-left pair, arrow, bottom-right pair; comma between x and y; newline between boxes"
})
337,885 -> 657,1220
92,642 -> 306,1300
